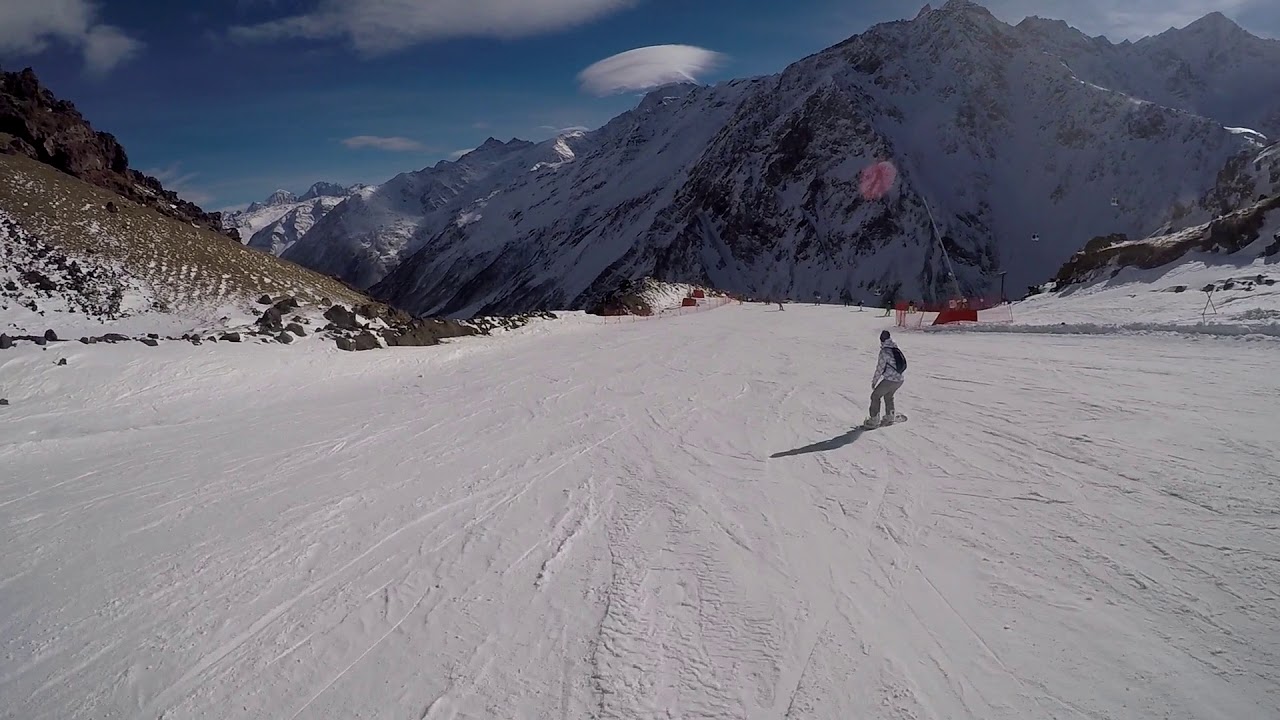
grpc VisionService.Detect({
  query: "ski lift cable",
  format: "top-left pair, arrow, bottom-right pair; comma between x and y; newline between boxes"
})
921,196 -> 964,298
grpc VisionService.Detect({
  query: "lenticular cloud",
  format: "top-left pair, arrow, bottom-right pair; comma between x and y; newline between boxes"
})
578,45 -> 724,96
859,160 -> 898,201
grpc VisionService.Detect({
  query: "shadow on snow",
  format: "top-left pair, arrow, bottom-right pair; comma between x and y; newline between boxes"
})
770,428 -> 866,459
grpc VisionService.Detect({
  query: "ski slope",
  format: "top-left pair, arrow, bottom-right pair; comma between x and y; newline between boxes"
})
1,305 -> 1277,719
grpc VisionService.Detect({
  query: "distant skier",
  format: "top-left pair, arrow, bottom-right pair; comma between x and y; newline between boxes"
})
865,330 -> 906,427
777,299 -> 785,311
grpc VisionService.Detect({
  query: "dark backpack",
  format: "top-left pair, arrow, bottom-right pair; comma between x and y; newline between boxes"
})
889,346 -> 907,373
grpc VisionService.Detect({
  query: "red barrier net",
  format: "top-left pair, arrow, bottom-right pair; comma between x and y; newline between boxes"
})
895,296 -> 1010,328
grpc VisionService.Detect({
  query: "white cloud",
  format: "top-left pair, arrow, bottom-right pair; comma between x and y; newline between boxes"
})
983,0 -> 1271,40
143,162 -> 215,207
539,124 -> 591,135
446,148 -> 475,160
577,45 -> 724,96
342,135 -> 428,152
230,0 -> 639,53
0,0 -> 141,74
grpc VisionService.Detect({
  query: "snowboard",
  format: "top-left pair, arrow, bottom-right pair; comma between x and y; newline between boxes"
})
861,413 -> 907,430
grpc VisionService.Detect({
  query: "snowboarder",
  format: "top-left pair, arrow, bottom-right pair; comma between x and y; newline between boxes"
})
777,299 -> 785,311
865,330 -> 906,427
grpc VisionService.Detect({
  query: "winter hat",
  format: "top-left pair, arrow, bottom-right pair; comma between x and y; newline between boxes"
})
880,330 -> 891,342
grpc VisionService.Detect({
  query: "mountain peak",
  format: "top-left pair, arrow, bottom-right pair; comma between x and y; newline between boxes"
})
299,182 -> 349,201
1183,11 -> 1244,34
911,0 -> 1007,39
937,0 -> 995,18
637,83 -> 698,112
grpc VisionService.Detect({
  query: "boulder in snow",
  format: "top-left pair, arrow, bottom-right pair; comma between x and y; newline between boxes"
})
324,304 -> 361,330
258,306 -> 284,331
352,332 -> 380,351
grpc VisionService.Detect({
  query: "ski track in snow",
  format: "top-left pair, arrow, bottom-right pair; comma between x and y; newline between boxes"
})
0,305 -> 1277,719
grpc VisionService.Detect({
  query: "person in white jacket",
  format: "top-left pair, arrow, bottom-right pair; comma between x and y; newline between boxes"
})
866,330 -> 905,427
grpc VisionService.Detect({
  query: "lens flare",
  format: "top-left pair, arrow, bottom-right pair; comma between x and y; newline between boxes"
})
859,160 -> 897,201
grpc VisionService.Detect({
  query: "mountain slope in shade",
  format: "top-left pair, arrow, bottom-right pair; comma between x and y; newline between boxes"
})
1017,11 -> 1280,139
224,182 -> 365,250
370,1 -> 1268,317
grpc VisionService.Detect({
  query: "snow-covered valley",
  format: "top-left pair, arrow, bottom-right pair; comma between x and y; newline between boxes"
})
2,302 -> 1276,719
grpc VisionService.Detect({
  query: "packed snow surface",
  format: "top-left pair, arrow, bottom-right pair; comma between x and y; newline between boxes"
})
986,253 -> 1280,334
1,304 -> 1277,719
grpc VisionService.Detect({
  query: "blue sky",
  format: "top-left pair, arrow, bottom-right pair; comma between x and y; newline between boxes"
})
2,0 -> 1277,210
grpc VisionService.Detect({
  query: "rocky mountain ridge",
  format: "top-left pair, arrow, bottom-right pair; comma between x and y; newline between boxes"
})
0,66 -> 234,239
225,182 -> 369,251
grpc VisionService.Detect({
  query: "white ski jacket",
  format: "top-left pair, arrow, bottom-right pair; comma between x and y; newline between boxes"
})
873,339 -> 905,387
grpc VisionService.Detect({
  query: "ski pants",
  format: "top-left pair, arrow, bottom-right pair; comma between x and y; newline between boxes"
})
869,379 -> 903,418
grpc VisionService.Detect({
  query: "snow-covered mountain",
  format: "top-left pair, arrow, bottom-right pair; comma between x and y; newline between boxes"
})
280,137 -> 572,289
223,182 -> 366,249
246,196 -> 349,256
1017,12 -> 1280,139
290,1 -> 1276,317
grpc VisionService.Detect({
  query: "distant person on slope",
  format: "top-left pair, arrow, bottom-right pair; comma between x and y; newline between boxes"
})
865,330 -> 906,427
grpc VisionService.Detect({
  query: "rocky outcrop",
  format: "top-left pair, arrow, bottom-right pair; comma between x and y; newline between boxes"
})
588,278 -> 658,317
1053,195 -> 1280,287
0,66 -> 234,239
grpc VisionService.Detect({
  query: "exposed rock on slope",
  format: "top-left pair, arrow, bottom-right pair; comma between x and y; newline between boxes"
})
0,66 -> 233,238
587,277 -> 727,316
0,150 -> 369,336
1053,195 -> 1280,288
1051,140 -> 1280,289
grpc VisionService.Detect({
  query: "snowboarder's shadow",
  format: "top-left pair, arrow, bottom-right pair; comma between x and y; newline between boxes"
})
770,428 -> 866,458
